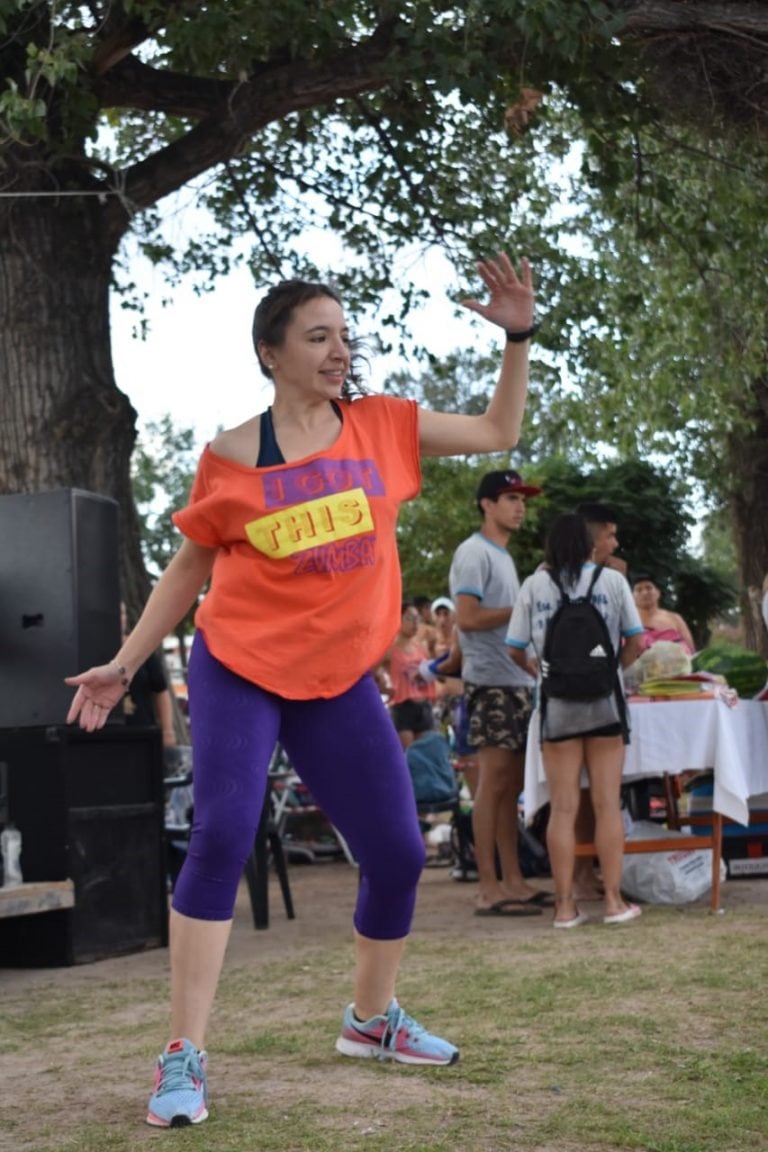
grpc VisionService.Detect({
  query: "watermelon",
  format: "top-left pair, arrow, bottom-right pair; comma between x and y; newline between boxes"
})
692,643 -> 768,698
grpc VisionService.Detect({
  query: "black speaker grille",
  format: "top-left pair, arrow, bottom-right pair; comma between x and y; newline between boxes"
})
0,489 -> 121,726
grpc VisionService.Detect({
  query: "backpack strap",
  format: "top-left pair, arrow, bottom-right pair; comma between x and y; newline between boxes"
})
548,563 -> 603,603
585,563 -> 605,599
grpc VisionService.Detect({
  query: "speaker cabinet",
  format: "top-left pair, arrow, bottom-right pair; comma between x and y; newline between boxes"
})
0,488 -> 121,728
0,725 -> 168,966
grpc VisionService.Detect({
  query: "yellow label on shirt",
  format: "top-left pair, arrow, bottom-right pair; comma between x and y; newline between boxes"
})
245,487 -> 374,559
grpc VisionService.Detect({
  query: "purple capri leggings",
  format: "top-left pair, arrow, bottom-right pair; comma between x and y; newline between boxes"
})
171,633 -> 426,939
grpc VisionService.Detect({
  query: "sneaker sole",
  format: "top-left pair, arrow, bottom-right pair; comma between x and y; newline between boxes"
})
146,1107 -> 209,1127
335,1037 -> 459,1066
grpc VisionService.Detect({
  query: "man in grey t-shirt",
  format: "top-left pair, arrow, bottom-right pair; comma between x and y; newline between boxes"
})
449,470 -> 550,915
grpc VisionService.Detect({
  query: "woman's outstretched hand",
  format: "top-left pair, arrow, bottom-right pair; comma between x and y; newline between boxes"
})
461,253 -> 534,333
65,664 -> 128,732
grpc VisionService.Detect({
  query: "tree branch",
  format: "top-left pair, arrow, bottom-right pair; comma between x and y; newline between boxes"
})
95,55 -> 231,115
619,0 -> 768,38
90,7 -> 151,76
89,0 -> 202,75
93,2 -> 768,239
103,20 -> 407,236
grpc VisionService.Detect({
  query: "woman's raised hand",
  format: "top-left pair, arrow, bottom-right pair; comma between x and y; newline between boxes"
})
65,664 -> 128,732
461,253 -> 534,333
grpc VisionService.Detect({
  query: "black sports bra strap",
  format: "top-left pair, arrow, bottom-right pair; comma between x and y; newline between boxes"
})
256,402 -> 344,468
256,408 -> 285,467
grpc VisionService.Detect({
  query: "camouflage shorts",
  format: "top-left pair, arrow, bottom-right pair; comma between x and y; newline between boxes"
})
463,683 -> 534,752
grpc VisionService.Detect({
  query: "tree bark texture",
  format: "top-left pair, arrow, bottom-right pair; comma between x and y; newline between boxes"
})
0,191 -> 151,610
728,376 -> 768,656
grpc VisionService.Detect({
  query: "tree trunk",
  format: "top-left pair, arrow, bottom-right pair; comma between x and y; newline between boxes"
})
729,375 -> 768,657
0,191 -> 150,619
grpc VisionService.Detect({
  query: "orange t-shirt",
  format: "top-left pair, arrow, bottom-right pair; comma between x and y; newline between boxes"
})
173,395 -> 421,699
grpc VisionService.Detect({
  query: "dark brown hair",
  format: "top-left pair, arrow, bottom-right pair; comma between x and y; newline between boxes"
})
251,279 -> 368,397
544,513 -> 593,585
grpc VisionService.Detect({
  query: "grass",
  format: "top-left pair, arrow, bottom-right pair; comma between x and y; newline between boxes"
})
1,882 -> 767,1152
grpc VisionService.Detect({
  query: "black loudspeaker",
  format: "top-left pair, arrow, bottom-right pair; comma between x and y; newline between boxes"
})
0,488 -> 121,728
0,725 -> 168,966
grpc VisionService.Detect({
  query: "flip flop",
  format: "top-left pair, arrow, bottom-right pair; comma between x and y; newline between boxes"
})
553,911 -> 589,929
603,903 -> 642,925
474,899 -> 543,918
522,891 -> 556,908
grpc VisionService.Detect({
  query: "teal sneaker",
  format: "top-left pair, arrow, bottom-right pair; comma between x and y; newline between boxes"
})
146,1038 -> 209,1127
335,999 -> 459,1066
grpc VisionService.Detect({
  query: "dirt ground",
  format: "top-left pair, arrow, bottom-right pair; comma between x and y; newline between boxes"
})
2,858 -> 768,1152
3,852 -> 768,992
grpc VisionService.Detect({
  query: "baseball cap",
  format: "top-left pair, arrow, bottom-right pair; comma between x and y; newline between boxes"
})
431,596 -> 455,614
476,470 -> 542,502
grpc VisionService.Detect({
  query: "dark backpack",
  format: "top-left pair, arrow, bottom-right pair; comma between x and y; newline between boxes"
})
539,566 -> 628,741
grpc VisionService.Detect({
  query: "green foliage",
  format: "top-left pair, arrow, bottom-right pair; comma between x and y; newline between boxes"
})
698,504 -> 737,577
2,0 -> 766,621
692,643 -> 768,698
1,0 -> 631,321
131,413 -> 202,650
529,457 -> 693,577
392,348 -> 542,593
0,76 -> 45,137
396,418 -> 735,643
131,414 -> 198,580
544,121 -> 768,495
398,454 -> 512,597
672,558 -> 739,652
516,457 -> 736,644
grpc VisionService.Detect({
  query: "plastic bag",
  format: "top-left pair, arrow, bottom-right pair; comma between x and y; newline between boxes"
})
624,641 -> 692,694
620,820 -> 726,904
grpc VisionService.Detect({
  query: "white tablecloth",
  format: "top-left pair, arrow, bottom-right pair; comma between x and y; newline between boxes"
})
523,698 -> 768,827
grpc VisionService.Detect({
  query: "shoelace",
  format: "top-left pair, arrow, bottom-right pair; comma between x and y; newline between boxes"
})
380,1004 -> 423,1056
157,1049 -> 201,1096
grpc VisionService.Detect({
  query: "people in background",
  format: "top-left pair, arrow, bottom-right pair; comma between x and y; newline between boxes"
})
631,574 -> 695,654
413,594 -> 438,653
120,603 -> 176,748
379,602 -> 436,749
507,513 -> 644,928
576,501 -> 627,576
450,469 -> 551,918
572,500 -> 628,898
430,596 -> 456,660
405,728 -> 458,806
65,252 -> 537,1126
418,621 -> 479,868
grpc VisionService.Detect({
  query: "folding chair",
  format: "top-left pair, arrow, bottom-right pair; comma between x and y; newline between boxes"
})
243,779 -> 296,930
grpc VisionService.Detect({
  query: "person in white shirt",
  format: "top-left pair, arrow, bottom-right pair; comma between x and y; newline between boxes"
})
506,513 -> 644,928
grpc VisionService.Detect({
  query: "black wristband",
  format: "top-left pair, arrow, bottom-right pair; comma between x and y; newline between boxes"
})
506,322 -> 540,343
